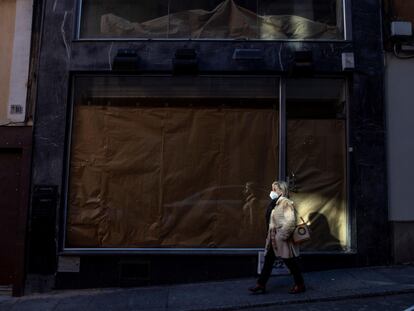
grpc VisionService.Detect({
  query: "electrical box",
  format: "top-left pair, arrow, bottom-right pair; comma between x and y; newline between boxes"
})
29,185 -> 58,274
342,53 -> 355,71
391,21 -> 413,38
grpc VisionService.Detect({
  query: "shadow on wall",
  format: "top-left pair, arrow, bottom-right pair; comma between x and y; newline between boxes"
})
302,211 -> 343,251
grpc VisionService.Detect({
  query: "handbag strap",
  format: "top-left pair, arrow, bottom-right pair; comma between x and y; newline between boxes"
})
294,207 -> 307,225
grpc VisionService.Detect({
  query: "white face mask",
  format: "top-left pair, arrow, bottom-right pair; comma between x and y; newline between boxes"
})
269,191 -> 279,200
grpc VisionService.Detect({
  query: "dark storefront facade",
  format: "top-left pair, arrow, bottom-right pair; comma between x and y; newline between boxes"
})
29,0 -> 389,289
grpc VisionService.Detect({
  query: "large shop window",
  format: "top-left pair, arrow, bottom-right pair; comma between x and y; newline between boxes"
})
286,79 -> 348,251
66,76 -> 280,249
78,0 -> 345,40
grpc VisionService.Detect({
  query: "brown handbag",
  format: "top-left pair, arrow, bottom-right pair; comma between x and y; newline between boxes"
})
292,216 -> 311,244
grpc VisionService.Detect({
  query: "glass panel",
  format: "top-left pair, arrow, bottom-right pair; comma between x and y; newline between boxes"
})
258,0 -> 344,39
168,0 -> 259,39
67,76 -> 279,248
79,0 -> 169,38
286,79 -> 347,251
79,0 -> 344,40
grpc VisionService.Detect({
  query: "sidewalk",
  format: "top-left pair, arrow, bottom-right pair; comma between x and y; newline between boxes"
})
1,265 -> 413,311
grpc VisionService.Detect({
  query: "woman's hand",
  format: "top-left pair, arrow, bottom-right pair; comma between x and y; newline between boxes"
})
277,230 -> 291,241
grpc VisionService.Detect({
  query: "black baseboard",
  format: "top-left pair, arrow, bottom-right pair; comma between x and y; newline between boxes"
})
55,253 -> 358,290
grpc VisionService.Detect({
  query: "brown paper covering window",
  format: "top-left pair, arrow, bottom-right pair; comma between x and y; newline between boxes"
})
67,106 -> 279,248
287,119 -> 347,251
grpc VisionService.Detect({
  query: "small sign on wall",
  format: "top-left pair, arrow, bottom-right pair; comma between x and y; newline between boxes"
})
58,256 -> 80,273
257,251 -> 289,275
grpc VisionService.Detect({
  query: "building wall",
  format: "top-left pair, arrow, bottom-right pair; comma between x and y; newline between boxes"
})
29,0 -> 390,289
386,54 -> 414,263
0,0 -> 34,295
386,55 -> 414,221
0,0 -> 34,124
8,0 -> 34,123
0,0 -> 17,124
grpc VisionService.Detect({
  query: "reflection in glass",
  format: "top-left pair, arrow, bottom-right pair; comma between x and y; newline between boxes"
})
80,0 -> 169,38
80,0 -> 344,39
258,0 -> 343,39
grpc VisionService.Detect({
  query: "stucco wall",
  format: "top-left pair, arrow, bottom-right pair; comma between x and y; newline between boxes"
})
0,0 -> 16,124
0,0 -> 33,124
386,54 -> 414,221
8,0 -> 34,123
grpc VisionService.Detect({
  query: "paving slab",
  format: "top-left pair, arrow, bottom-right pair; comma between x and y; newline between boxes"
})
0,266 -> 413,311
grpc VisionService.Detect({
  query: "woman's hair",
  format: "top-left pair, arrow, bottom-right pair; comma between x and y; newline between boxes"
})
272,181 -> 289,198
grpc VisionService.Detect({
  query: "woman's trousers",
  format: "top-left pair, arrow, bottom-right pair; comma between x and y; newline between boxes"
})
258,248 -> 304,286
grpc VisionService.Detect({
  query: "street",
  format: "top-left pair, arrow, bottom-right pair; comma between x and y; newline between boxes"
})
249,293 -> 414,311
1,266 -> 414,311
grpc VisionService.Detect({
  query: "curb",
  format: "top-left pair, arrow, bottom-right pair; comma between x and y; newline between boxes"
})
185,288 -> 414,311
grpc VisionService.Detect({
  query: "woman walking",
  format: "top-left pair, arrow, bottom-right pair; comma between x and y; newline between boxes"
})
249,181 -> 306,294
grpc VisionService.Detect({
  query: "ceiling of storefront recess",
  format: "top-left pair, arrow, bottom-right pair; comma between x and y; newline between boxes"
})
389,0 -> 414,25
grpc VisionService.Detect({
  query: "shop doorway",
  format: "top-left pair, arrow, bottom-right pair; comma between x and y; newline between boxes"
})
0,149 -> 21,287
286,79 -> 348,251
0,127 -> 32,296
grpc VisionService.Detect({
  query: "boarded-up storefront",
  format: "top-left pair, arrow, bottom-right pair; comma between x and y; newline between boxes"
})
68,106 -> 278,248
65,76 -> 348,252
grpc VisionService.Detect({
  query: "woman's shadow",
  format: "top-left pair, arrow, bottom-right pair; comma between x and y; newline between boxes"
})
302,212 -> 343,251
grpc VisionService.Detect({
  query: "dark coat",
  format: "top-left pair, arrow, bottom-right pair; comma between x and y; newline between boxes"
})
265,198 -> 278,231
